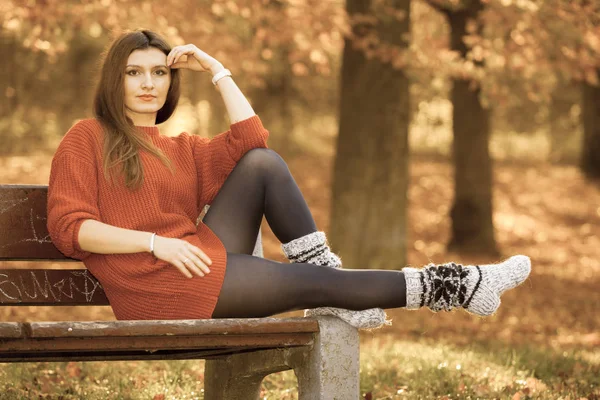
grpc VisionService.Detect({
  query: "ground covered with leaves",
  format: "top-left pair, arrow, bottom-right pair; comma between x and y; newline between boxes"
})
1,151 -> 599,399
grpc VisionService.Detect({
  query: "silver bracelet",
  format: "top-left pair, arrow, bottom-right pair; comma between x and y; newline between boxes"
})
212,68 -> 232,86
149,232 -> 157,256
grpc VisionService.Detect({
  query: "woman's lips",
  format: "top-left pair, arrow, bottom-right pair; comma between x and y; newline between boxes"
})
138,96 -> 155,101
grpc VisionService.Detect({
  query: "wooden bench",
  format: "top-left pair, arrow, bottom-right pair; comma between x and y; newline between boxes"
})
0,184 -> 360,399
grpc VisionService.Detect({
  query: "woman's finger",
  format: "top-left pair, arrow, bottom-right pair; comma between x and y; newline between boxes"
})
169,49 -> 182,65
170,51 -> 180,66
174,47 -> 195,64
167,50 -> 176,65
181,257 -> 205,278
174,51 -> 184,65
174,260 -> 194,279
184,250 -> 210,275
185,260 -> 206,277
189,245 -> 212,267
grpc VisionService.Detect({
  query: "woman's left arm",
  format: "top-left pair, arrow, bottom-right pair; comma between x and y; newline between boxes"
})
167,44 -> 255,124
168,45 -> 269,205
209,63 -> 255,124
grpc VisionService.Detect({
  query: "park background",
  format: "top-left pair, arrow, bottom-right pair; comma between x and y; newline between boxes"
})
0,0 -> 599,398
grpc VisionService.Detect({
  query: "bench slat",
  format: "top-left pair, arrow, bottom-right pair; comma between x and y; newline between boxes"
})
0,333 -> 314,352
0,185 -> 70,260
0,322 -> 23,338
0,318 -> 318,362
27,318 -> 319,338
0,347 -> 287,363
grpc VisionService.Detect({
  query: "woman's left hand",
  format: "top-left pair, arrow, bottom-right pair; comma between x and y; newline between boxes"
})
167,44 -> 223,74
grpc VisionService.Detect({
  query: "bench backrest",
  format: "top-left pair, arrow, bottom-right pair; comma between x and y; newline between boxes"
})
0,184 -> 262,307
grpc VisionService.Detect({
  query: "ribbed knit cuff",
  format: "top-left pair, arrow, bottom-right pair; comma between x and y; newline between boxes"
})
281,231 -> 341,267
230,115 -> 269,149
402,267 -> 424,310
71,218 -> 93,260
281,231 -> 326,258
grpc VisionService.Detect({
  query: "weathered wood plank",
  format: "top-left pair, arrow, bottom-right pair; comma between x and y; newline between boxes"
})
0,269 -> 108,305
27,318 -> 319,337
0,347 -> 288,363
0,333 -> 314,353
0,185 -> 71,260
0,322 -> 23,338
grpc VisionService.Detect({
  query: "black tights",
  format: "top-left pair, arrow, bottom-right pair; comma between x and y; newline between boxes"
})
205,148 -> 407,318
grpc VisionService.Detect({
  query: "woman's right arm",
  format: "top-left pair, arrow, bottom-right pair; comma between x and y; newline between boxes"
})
77,219 -> 152,255
76,220 -> 211,278
47,150 -> 151,258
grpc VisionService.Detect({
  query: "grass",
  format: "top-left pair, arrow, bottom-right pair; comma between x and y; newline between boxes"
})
1,337 -> 598,399
358,336 -> 600,399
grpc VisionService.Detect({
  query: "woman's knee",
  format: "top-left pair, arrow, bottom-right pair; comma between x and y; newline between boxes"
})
238,148 -> 290,177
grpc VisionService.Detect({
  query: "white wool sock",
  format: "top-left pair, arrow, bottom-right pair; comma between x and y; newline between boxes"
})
281,231 -> 391,330
403,255 -> 531,316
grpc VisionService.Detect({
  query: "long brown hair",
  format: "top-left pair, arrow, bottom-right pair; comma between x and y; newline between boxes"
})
93,29 -> 181,190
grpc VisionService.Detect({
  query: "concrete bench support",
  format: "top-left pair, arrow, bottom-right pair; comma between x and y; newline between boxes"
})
204,316 -> 360,400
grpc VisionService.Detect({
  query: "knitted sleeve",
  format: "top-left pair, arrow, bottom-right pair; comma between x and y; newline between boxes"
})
191,114 -> 269,206
47,121 -> 102,260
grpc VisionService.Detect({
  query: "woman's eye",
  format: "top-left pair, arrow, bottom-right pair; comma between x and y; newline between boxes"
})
126,70 -> 167,76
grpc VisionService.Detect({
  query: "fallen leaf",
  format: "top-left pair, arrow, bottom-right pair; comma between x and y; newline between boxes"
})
65,361 -> 82,378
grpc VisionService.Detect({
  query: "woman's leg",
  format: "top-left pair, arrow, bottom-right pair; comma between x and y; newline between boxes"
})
211,253 -> 407,318
203,148 -> 531,319
202,148 -> 406,318
202,148 -> 317,254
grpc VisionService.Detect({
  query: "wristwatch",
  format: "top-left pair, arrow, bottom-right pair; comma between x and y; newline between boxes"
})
212,68 -> 232,86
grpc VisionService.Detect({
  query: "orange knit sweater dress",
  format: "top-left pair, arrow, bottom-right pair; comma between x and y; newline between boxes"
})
47,115 -> 269,320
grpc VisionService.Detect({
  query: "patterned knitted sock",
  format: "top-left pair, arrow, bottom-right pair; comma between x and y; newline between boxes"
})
402,255 -> 531,316
281,231 -> 391,330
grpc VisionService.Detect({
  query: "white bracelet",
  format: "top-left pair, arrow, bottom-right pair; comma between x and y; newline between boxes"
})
149,232 -> 157,256
212,68 -> 232,86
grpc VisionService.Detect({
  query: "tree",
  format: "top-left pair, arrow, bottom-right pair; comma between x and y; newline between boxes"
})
549,80 -> 580,164
329,0 -> 411,269
498,0 -> 600,178
582,67 -> 600,179
579,1 -> 600,179
427,0 -> 498,255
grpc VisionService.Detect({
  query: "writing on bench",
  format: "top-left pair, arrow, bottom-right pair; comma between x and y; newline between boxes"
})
0,207 -> 53,252
0,270 -> 104,303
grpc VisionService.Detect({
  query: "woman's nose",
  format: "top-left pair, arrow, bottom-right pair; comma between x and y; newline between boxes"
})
142,74 -> 154,88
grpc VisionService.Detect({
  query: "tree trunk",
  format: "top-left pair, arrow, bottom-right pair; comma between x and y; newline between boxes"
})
0,31 -> 18,120
246,0 -> 295,154
549,80 -> 580,164
275,46 -> 295,155
58,32 -> 100,135
330,0 -> 411,270
446,3 -> 498,255
581,69 -> 600,179
250,45 -> 295,155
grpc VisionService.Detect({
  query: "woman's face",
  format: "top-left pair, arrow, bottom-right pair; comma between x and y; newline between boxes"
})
123,47 -> 171,126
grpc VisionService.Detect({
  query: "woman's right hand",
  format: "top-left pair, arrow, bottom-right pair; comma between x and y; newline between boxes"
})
152,235 -> 212,278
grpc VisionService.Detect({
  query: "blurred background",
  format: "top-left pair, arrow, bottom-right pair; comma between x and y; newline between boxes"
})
1,0 -> 599,399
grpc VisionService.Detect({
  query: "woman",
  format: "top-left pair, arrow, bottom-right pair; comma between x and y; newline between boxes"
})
47,29 -> 530,329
